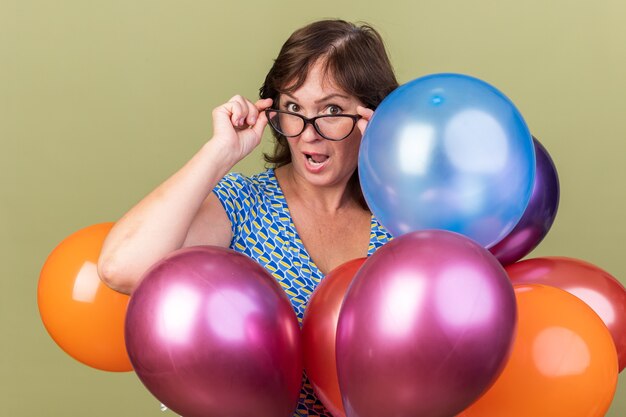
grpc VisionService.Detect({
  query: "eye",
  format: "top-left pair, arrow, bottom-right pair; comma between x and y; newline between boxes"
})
325,105 -> 342,115
286,102 -> 301,113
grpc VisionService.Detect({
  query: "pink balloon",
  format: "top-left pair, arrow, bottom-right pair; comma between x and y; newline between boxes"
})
337,230 -> 517,417
125,246 -> 302,417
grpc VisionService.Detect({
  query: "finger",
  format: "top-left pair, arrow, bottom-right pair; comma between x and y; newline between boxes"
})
223,101 -> 246,127
356,105 -> 374,120
255,98 -> 273,111
245,98 -> 273,127
212,101 -> 242,128
250,108 -> 270,138
356,106 -> 375,135
244,99 -> 259,126
227,95 -> 250,127
356,118 -> 368,136
246,97 -> 274,125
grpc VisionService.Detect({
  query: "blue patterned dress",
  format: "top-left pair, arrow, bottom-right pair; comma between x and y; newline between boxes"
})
213,168 -> 392,417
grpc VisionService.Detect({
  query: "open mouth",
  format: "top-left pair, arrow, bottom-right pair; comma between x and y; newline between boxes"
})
304,153 -> 329,167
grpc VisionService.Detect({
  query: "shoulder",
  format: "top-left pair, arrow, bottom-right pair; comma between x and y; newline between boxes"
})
214,172 -> 250,193
213,169 -> 284,217
213,169 -> 273,197
217,169 -> 276,190
250,169 -> 279,191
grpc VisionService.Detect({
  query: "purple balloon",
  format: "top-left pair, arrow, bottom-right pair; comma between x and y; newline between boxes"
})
336,230 -> 517,417
489,137 -> 560,265
125,246 -> 302,417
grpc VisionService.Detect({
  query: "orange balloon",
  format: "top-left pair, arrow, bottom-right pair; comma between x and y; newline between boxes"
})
38,223 -> 132,372
302,258 -> 366,417
458,284 -> 618,417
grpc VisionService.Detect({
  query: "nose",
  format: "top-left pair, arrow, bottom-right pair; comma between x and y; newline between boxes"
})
299,122 -> 322,143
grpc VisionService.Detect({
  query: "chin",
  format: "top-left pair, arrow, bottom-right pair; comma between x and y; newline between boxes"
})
301,165 -> 353,189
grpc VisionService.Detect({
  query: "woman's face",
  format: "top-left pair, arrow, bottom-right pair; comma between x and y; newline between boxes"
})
277,60 -> 363,189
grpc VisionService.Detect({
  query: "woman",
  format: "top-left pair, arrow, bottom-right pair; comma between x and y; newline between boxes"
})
98,19 -> 398,417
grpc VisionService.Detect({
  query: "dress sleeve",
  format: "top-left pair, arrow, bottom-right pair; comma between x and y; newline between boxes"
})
212,173 -> 252,237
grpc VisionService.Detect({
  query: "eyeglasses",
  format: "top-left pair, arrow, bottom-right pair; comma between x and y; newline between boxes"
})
265,109 -> 361,141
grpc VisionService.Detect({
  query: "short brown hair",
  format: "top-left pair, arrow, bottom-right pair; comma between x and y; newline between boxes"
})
260,19 -> 398,168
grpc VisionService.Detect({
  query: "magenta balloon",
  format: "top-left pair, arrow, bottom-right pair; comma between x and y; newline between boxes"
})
336,230 -> 517,417
489,137 -> 559,265
125,246 -> 302,417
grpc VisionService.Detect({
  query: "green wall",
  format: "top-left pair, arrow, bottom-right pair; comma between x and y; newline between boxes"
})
3,0 -> 625,415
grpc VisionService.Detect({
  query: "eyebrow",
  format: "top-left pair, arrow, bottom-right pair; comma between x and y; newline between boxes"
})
283,93 -> 351,104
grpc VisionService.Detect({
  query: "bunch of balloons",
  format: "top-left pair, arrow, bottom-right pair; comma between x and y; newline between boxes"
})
298,73 -> 623,417
37,73 -> 625,417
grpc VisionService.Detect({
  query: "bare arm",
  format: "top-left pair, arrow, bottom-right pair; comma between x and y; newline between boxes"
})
98,96 -> 273,294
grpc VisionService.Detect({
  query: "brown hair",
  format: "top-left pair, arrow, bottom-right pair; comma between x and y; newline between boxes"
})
260,19 -> 398,164
259,19 -> 398,207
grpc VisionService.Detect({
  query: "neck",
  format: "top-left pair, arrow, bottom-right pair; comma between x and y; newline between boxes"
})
276,164 -> 357,214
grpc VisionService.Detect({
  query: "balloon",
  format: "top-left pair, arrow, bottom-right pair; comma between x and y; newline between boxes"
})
125,246 -> 302,417
336,230 -> 517,417
359,73 -> 535,248
302,258 -> 366,417
490,137 -> 560,265
38,222 -> 132,372
506,256 -> 626,371
458,284 -> 618,417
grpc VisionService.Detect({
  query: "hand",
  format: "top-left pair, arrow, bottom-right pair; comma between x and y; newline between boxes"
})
210,95 -> 273,164
356,106 -> 375,136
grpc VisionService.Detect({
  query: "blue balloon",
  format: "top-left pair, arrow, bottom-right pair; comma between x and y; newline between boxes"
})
359,73 -> 535,248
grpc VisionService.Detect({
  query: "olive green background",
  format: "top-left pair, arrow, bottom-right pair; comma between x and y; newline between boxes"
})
2,0 -> 625,415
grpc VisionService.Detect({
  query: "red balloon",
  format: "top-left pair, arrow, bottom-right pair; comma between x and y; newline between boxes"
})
125,246 -> 302,417
506,256 -> 626,371
302,258 -> 366,417
337,231 -> 517,417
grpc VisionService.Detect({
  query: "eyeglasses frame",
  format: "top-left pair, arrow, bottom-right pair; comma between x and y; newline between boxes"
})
264,109 -> 361,142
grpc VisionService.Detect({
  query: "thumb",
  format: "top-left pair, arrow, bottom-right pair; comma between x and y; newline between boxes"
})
251,110 -> 270,138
